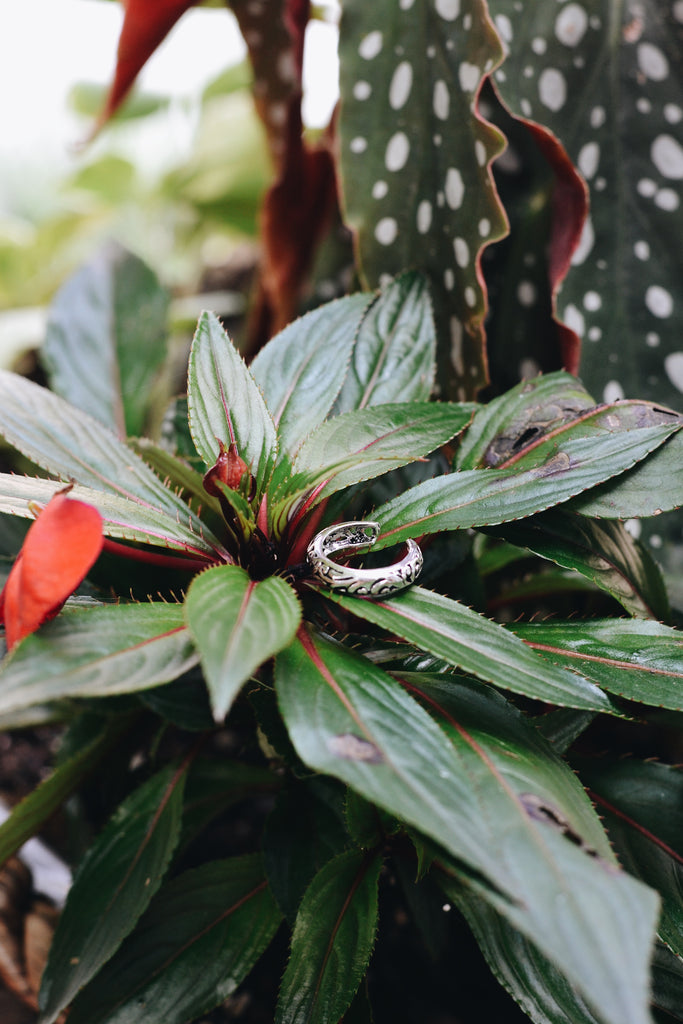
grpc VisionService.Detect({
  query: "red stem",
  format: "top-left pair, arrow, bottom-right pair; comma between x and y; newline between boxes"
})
102,537 -> 216,573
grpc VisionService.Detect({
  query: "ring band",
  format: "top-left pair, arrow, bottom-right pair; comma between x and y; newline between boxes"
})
306,521 -> 422,597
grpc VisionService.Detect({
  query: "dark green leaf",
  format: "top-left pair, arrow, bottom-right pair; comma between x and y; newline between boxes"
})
264,778 -> 349,924
487,510 -> 670,620
181,757 -> 280,851
277,635 -> 658,1024
651,943 -> 683,1022
335,272 -> 437,412
488,1 -> 683,413
250,293 -> 372,456
327,587 -> 616,710
511,618 -> 683,709
407,676 -> 658,1024
286,401 -> 471,500
187,311 -> 278,495
0,473 -> 225,559
579,759 -> 683,957
39,763 -> 187,1024
0,373 -> 225,555
373,422 -> 679,544
185,564 -> 301,721
456,371 -> 595,470
338,0 -> 508,396
276,850 -> 381,1024
451,885 -> 603,1024
67,856 -> 281,1024
0,603 -> 198,716
0,715 -> 132,865
43,243 -> 169,438
571,431 -> 683,519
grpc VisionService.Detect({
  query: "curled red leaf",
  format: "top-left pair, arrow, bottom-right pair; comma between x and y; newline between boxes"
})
0,493 -> 104,651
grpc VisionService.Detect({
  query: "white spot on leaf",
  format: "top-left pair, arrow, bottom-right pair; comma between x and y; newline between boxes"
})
539,68 -> 567,111
445,168 -> 465,209
645,285 -> 674,318
637,178 -> 657,197
350,137 -> 368,154
571,216 -> 594,265
664,353 -> 683,392
578,141 -> 600,179
389,61 -> 413,110
433,80 -> 450,120
583,291 -> 602,311
664,104 -> 683,124
464,286 -> 476,308
450,317 -> 463,374
459,63 -> 480,93
435,0 -> 460,21
359,31 -> 383,60
385,132 -> 410,172
453,237 -> 469,267
564,304 -> 585,336
651,135 -> 683,179
646,332 -> 660,347
479,218 -> 491,236
517,280 -> 537,307
637,42 -> 669,81
375,218 -> 398,245
634,240 -> 650,260
475,140 -> 487,166
532,37 -> 547,55
417,200 -> 432,234
555,4 -> 588,46
353,81 -> 372,101
590,106 -> 606,128
603,381 -> 624,403
372,180 -> 388,199
655,189 -> 680,211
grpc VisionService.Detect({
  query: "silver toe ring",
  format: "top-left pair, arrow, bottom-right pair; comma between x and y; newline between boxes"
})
306,521 -> 422,597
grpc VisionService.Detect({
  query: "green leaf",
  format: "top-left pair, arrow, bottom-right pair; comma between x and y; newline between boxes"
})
67,856 -> 281,1024
579,759 -> 683,958
451,886 -> 604,1024
511,618 -> 683,710
187,311 -> 278,495
335,272 -> 437,412
486,510 -> 670,620
38,763 -> 187,1024
285,401 -> 471,501
488,1 -> 683,413
651,943 -> 683,1022
250,293 -> 372,455
0,473 -> 224,559
373,422 -> 680,545
571,431 -> 683,519
327,587 -> 617,710
264,778 -> 349,924
338,0 -> 508,397
181,757 -> 280,851
408,675 -> 658,1024
277,635 -> 658,1024
42,243 -> 169,438
0,603 -> 198,716
0,715 -> 132,865
455,371 -> 595,471
276,850 -> 381,1024
0,372 -> 222,551
184,564 -> 301,721
130,436 -> 222,516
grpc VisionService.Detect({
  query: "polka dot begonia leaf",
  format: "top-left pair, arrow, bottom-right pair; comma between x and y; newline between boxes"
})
338,0 -> 509,399
488,0 -> 683,412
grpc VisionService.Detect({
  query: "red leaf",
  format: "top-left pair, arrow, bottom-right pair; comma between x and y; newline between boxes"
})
94,0 -> 197,135
0,493 -> 103,651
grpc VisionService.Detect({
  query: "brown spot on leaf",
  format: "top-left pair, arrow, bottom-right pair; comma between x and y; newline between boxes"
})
519,792 -> 600,858
328,733 -> 384,764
